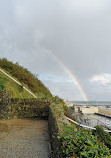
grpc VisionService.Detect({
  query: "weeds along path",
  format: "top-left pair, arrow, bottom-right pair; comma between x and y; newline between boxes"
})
0,118 -> 50,158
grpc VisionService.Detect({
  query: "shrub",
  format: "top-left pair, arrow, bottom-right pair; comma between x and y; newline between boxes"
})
0,76 -> 4,90
58,126 -> 111,157
92,125 -> 111,149
51,95 -> 64,104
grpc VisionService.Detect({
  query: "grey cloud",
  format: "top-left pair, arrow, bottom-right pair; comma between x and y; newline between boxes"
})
0,0 -> 111,100
42,80 -> 84,101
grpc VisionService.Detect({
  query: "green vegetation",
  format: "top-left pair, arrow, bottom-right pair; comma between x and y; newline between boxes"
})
50,102 -> 111,157
0,76 -> 4,90
0,58 -> 52,98
0,72 -> 33,98
92,125 -> 111,149
58,126 -> 111,157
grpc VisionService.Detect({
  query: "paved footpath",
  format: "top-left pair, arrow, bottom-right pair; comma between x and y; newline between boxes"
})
0,118 -> 51,158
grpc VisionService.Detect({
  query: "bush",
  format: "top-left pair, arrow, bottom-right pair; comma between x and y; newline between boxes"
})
63,104 -> 69,112
92,125 -> 111,149
51,95 -> 64,104
0,76 -> 4,90
58,126 -> 111,157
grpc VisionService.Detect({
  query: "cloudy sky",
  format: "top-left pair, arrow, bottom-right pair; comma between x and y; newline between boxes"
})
0,0 -> 111,101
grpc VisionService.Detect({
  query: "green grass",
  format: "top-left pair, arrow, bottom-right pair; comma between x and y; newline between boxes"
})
0,58 -> 52,98
0,70 -> 34,98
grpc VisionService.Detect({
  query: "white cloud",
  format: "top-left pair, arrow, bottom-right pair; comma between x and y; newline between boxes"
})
90,73 -> 111,86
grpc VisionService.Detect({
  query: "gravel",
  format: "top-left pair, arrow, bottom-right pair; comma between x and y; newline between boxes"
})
0,118 -> 51,158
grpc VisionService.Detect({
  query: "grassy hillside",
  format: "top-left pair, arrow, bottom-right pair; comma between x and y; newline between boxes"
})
0,58 -> 52,98
0,70 -> 35,98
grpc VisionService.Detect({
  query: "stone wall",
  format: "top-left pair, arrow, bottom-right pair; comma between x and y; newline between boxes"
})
79,107 -> 98,114
0,90 -> 70,157
48,104 -> 70,158
0,90 -> 50,119
98,108 -> 111,118
48,105 -> 62,158
0,90 -> 11,119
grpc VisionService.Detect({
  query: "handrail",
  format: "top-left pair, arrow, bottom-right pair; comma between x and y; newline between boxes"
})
0,68 -> 37,98
65,116 -> 111,133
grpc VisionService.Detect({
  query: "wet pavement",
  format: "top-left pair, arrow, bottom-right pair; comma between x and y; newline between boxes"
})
0,118 -> 51,158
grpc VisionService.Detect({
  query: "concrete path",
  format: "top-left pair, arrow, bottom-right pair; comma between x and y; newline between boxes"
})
0,119 -> 51,158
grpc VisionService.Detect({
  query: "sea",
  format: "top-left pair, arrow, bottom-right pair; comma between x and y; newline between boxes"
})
70,101 -> 111,106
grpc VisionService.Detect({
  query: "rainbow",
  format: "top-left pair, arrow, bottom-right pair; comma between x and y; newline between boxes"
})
61,64 -> 88,101
46,50 -> 88,101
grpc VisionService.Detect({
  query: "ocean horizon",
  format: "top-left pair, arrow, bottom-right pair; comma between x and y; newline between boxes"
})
66,100 -> 111,106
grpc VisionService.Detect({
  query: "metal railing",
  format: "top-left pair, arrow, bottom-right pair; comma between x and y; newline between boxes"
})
0,68 -> 37,98
65,116 -> 111,133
